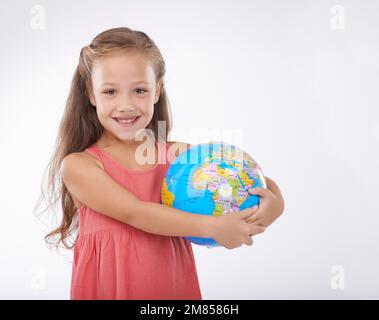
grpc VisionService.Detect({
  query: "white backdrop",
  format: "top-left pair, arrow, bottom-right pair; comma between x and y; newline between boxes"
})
0,0 -> 378,299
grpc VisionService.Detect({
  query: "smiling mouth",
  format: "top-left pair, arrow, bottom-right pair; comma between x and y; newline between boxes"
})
113,116 -> 141,126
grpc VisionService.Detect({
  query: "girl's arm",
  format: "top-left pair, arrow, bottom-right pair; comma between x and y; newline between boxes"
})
61,152 -> 214,238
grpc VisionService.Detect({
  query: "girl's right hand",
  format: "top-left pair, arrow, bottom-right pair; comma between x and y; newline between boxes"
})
210,206 -> 265,249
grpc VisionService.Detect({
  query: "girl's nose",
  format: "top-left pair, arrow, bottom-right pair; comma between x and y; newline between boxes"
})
118,93 -> 137,110
116,105 -> 137,113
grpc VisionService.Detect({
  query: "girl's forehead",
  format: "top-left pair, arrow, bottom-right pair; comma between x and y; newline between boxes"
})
91,53 -> 155,85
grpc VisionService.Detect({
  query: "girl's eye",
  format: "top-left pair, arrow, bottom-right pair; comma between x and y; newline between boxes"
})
136,88 -> 147,94
103,89 -> 116,96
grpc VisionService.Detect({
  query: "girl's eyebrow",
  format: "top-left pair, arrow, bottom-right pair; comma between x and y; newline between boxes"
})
133,81 -> 151,84
101,81 -> 151,86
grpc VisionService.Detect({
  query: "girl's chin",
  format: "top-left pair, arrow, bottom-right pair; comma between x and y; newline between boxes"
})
111,128 -> 151,142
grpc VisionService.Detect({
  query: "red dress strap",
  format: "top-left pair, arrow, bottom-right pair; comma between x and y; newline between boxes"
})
84,144 -> 103,160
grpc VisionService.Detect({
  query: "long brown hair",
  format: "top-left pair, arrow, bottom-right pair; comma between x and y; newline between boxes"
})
34,27 -> 173,250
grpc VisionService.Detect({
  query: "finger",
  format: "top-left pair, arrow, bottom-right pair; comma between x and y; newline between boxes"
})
244,211 -> 260,223
250,225 -> 265,235
245,237 -> 253,246
244,216 -> 257,224
248,186 -> 272,198
245,214 -> 262,224
238,205 -> 258,218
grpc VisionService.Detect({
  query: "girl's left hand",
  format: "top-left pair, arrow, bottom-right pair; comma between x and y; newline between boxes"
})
244,178 -> 284,228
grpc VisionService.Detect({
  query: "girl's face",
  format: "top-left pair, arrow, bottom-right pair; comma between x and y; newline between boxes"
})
88,51 -> 162,143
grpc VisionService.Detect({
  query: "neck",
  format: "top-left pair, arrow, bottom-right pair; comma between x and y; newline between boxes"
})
97,130 -> 155,150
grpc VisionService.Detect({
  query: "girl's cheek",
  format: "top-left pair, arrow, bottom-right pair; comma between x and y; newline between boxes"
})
98,103 -> 113,114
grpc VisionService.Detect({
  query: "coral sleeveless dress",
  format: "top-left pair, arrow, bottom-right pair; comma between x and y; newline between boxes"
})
70,140 -> 202,300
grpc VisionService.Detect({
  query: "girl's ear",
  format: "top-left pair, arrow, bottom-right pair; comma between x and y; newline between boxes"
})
87,89 -> 96,107
154,79 -> 163,104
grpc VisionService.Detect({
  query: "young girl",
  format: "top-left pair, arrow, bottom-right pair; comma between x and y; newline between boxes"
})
39,27 -> 284,300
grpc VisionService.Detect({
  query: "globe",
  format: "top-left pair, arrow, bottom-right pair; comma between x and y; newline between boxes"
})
161,141 -> 267,248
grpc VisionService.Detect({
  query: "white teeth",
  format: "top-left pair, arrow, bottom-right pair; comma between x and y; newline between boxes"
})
116,117 -> 138,124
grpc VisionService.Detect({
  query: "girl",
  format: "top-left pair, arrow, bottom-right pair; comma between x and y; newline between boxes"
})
38,27 -> 284,300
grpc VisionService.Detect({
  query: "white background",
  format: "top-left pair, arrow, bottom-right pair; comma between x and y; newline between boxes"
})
0,0 -> 378,299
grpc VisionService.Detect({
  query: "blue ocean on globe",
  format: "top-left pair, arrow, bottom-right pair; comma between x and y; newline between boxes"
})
161,141 -> 267,248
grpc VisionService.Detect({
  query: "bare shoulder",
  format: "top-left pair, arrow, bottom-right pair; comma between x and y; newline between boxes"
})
61,151 -> 104,209
61,151 -> 103,173
167,141 -> 192,158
